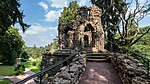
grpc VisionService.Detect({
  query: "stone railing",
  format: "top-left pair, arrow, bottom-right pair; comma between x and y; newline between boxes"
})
108,53 -> 150,84
42,54 -> 86,84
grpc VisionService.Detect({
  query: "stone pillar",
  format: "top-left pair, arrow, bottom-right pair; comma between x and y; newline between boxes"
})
67,31 -> 74,49
81,33 -> 84,49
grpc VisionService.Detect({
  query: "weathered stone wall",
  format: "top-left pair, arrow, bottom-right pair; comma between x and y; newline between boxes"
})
108,53 -> 150,84
42,54 -> 86,84
58,5 -> 104,52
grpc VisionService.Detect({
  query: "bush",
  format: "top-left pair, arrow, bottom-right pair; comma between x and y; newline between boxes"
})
0,78 -> 12,84
20,51 -> 29,62
32,61 -> 36,66
15,64 -> 25,75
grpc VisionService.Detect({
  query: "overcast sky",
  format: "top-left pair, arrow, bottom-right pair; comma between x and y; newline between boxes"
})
17,0 -> 150,47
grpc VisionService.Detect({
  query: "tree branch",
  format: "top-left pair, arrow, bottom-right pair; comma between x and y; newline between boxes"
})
130,27 -> 150,47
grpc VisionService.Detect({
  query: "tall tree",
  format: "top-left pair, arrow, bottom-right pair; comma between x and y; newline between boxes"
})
0,0 -> 30,33
91,0 -> 150,50
0,27 -> 25,65
91,0 -> 126,51
59,1 -> 80,25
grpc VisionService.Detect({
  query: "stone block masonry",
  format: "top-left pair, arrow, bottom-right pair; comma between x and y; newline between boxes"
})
41,54 -> 86,84
108,53 -> 150,84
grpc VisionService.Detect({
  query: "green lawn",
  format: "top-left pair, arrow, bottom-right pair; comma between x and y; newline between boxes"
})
0,79 -> 12,84
21,61 -> 40,73
0,65 -> 16,76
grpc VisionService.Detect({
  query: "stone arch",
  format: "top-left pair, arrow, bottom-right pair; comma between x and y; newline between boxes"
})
84,24 -> 94,32
79,22 -> 95,32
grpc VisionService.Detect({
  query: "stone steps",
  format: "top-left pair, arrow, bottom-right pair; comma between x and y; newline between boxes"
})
86,53 -> 109,62
87,56 -> 106,59
87,58 -> 108,62
87,53 -> 109,56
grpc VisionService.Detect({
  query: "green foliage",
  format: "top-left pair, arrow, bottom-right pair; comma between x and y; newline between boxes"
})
131,26 -> 150,45
20,51 -> 29,62
40,38 -> 58,51
140,26 -> 150,34
131,45 -> 150,58
25,47 -> 44,59
0,79 -> 12,84
59,1 -> 80,25
92,0 -> 150,49
21,38 -> 58,73
0,27 -> 25,65
21,62 -> 40,73
130,27 -> 150,59
36,58 -> 42,67
0,65 -> 16,76
0,0 -> 30,33
15,64 -> 25,75
32,61 -> 36,66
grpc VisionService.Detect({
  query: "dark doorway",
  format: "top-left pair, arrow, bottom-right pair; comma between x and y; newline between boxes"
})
84,35 -> 89,47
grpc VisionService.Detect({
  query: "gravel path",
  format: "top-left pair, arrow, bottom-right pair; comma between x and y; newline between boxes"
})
79,62 -> 122,84
0,68 -> 36,84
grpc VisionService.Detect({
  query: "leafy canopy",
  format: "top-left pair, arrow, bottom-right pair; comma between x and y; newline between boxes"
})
59,1 -> 80,25
91,0 -> 150,49
0,27 -> 25,65
0,0 -> 30,33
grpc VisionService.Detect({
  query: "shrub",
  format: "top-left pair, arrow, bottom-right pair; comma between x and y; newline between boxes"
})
32,61 -> 36,66
15,64 -> 25,75
20,51 -> 29,62
0,78 -> 12,84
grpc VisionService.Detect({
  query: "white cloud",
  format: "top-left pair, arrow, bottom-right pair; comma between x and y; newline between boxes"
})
38,2 -> 48,11
138,0 -> 147,5
45,10 -> 62,22
79,0 -> 88,6
20,25 -> 48,35
50,34 -> 55,37
48,0 -> 67,8
19,24 -> 58,47
49,26 -> 57,30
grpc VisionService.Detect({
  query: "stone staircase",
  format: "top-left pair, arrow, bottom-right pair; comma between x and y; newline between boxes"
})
84,47 -> 99,53
86,53 -> 109,62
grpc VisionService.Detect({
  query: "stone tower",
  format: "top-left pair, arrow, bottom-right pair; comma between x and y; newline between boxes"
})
58,5 -> 104,52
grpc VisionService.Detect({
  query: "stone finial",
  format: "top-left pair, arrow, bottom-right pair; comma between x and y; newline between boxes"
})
89,5 -> 101,17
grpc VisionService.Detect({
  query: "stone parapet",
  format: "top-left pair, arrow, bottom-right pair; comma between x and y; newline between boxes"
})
108,53 -> 150,84
42,54 -> 86,84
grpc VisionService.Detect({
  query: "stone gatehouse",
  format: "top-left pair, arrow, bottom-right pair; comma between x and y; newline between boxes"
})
58,5 -> 104,52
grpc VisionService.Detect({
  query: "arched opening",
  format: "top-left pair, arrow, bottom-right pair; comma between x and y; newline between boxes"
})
84,24 -> 94,32
84,35 -> 89,47
83,24 -> 95,47
84,26 -> 91,32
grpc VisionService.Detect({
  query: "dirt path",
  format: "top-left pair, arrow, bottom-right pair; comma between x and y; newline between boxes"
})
0,68 -> 36,84
79,62 -> 122,84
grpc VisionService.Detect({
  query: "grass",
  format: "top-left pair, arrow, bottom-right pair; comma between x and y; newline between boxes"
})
21,61 -> 40,73
0,79 -> 12,84
0,65 -> 16,76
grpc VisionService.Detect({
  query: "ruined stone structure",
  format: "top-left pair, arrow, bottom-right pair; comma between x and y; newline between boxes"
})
58,5 -> 104,52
